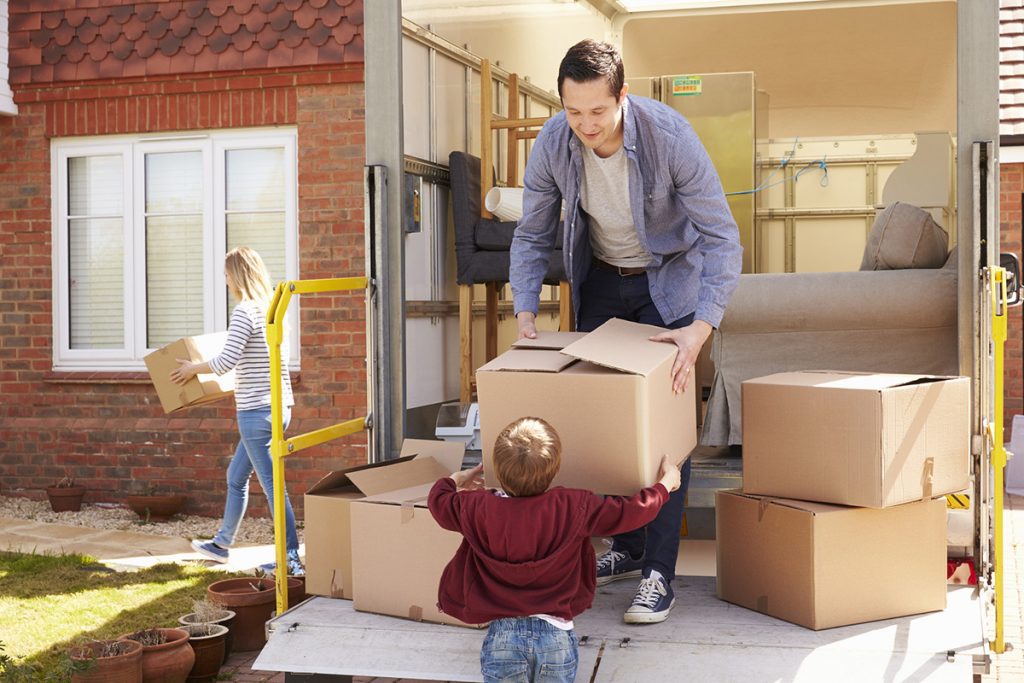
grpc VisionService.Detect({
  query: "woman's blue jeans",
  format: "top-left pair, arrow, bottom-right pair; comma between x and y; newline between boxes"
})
480,617 -> 578,683
212,406 -> 299,552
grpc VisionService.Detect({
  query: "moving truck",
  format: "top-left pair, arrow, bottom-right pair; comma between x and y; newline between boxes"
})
256,1 -> 1018,680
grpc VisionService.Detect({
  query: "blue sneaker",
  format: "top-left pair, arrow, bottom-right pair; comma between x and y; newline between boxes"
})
624,569 -> 675,624
257,551 -> 305,578
596,548 -> 644,586
191,539 -> 229,563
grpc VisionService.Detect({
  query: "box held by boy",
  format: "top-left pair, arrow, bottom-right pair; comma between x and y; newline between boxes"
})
476,319 -> 696,496
144,332 -> 235,413
716,490 -> 946,630
348,440 -> 478,627
304,439 -> 464,602
742,371 -> 969,508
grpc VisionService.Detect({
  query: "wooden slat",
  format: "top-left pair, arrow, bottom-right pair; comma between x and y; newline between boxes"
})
506,73 -> 519,187
480,59 -> 494,219
459,284 -> 473,403
485,282 -> 499,361
559,281 -> 573,331
490,117 -> 549,130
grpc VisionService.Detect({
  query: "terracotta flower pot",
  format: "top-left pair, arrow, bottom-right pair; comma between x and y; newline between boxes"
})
118,627 -> 194,683
206,577 -> 303,652
178,609 -> 235,664
70,639 -> 143,683
126,495 -> 186,522
47,485 -> 86,512
182,624 -> 228,683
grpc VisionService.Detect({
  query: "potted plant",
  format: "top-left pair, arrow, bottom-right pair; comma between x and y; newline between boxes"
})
177,599 -> 235,664
68,638 -> 143,683
46,471 -> 86,513
126,483 -> 187,523
117,627 -> 193,683
206,577 -> 303,652
180,623 -> 228,683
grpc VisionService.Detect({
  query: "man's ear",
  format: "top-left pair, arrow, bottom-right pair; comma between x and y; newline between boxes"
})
618,83 -> 629,104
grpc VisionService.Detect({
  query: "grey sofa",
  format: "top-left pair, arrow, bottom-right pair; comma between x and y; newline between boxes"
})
701,202 -> 959,446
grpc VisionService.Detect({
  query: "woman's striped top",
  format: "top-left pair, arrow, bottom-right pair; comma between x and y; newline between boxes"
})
208,299 -> 293,411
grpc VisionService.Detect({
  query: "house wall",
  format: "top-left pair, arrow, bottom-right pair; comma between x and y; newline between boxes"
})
1001,162 -> 1024,437
0,1 -> 367,517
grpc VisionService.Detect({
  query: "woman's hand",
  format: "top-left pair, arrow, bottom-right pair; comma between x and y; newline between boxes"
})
450,463 -> 486,492
170,359 -> 199,385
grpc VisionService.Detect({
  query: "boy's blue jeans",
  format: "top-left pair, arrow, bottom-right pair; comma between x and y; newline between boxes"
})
481,617 -> 578,683
212,406 -> 299,552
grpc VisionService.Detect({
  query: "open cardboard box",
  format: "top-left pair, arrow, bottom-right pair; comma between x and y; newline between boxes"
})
476,319 -> 696,496
305,439 -> 464,602
144,333 -> 235,413
716,489 -> 947,630
742,371 -> 970,508
346,440 -> 477,627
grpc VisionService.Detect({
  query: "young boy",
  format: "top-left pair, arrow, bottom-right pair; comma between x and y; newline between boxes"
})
427,416 -> 681,683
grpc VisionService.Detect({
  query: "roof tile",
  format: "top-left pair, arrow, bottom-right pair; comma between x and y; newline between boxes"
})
258,26 -> 281,50
321,2 -> 345,28
111,5 -> 134,25
42,11 -> 63,30
309,22 -> 332,47
244,9 -> 268,32
310,0 -> 330,8
77,18 -> 100,44
231,28 -> 256,52
295,5 -> 318,30
124,19 -> 146,41
87,38 -> 111,62
100,15 -> 123,43
195,10 -> 218,37
147,16 -> 171,40
185,1 -> 207,21
220,8 -> 243,35
136,4 -> 158,22
159,2 -> 182,21
183,30 -> 207,56
269,5 -> 292,31
171,11 -> 195,38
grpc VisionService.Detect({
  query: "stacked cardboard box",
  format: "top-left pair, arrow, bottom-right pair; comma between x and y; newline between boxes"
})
717,371 -> 970,630
144,333 -> 235,413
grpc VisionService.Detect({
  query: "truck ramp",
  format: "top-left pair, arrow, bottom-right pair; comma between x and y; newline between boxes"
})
255,577 -> 984,682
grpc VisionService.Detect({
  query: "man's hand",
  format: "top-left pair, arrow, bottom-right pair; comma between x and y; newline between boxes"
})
657,454 -> 681,492
649,320 -> 712,394
450,463 -> 486,492
516,311 -> 538,340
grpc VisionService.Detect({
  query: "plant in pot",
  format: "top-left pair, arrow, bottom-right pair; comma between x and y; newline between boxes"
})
126,482 -> 187,523
178,598 -> 235,664
117,627 -> 194,683
206,576 -> 304,652
180,622 -> 229,683
68,638 -> 143,683
46,471 -> 86,513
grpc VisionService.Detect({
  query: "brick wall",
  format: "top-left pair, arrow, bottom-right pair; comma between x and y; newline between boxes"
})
0,65 -> 367,517
1002,162 -> 1024,441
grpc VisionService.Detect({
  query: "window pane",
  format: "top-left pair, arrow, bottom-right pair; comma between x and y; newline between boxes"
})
146,152 -> 202,214
226,148 -> 285,210
227,213 -> 286,286
147,216 -> 204,347
69,156 -> 122,216
69,218 -> 123,349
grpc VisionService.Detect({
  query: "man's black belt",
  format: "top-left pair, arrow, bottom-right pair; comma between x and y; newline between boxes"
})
593,258 -> 647,276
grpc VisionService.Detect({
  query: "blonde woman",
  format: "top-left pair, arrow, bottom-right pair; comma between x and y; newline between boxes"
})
171,246 -> 302,576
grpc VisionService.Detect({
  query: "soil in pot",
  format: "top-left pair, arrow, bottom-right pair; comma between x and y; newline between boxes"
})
206,577 -> 303,652
69,639 -> 143,683
118,627 -> 194,683
178,609 -> 235,664
182,623 -> 228,683
127,495 -> 187,522
47,485 -> 86,512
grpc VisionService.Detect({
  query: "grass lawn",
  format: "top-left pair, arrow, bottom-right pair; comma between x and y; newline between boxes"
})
0,551 -> 246,679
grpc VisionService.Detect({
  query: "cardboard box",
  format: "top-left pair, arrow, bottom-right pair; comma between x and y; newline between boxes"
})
144,333 -> 235,413
476,319 -> 696,496
304,439 -> 464,601
742,371 -> 970,508
716,490 -> 947,630
348,440 -> 473,626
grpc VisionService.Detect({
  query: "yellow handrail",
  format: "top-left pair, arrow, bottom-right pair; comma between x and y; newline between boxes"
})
989,266 -> 1008,654
267,276 -> 370,616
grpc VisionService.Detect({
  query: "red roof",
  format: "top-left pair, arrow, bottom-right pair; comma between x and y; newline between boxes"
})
8,0 -> 364,85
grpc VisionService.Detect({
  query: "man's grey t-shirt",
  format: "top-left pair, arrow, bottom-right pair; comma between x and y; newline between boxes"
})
580,145 -> 650,268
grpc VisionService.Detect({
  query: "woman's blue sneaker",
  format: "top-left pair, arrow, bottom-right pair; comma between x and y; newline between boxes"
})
191,539 -> 229,563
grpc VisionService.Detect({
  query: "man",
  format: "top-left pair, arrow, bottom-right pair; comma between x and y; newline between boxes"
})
510,39 -> 742,625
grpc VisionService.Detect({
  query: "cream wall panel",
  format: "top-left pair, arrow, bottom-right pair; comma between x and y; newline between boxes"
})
402,38 -> 431,159
434,55 -> 468,162
794,218 -> 867,273
761,220 -> 787,274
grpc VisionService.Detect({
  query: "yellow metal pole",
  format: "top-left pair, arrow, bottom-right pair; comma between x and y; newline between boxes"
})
991,267 -> 1009,655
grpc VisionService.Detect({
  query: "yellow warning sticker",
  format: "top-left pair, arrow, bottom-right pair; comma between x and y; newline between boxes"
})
946,493 -> 970,509
672,76 -> 702,96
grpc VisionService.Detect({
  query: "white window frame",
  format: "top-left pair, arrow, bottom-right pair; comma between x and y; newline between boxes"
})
51,127 -> 299,371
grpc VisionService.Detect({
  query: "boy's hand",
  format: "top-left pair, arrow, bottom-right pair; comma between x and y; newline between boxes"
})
657,454 -> 681,492
450,464 -> 485,492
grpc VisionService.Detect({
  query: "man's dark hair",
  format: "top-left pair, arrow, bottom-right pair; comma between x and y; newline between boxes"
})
557,39 -> 624,100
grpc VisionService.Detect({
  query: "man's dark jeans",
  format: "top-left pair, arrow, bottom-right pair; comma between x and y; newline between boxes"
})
577,264 -> 694,580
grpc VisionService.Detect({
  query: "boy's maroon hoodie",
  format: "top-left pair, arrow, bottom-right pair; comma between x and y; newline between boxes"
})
427,477 -> 669,625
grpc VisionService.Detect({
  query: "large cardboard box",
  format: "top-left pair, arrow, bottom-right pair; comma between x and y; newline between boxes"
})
349,441 -> 472,626
144,333 -> 235,413
742,371 -> 970,508
476,319 -> 696,496
304,439 -> 464,601
716,490 -> 947,630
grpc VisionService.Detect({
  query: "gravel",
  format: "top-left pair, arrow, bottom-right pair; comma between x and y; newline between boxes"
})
0,495 -> 297,545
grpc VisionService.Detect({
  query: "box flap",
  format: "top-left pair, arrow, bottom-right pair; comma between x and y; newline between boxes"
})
306,454 -> 417,495
723,489 -> 852,515
401,438 -> 465,475
360,481 -> 436,506
560,318 -> 675,377
512,331 -> 587,350
744,370 -> 951,392
345,457 -> 449,496
477,349 -> 577,373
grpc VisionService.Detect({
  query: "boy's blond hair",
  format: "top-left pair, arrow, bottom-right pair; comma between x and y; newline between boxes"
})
492,417 -> 562,497
225,246 -> 273,304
